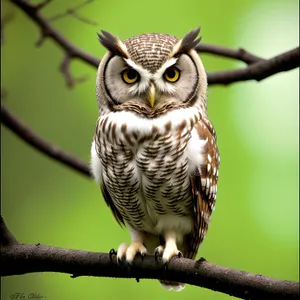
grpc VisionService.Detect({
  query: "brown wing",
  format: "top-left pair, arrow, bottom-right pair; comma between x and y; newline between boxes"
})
100,182 -> 125,227
93,134 -> 125,227
185,116 -> 220,259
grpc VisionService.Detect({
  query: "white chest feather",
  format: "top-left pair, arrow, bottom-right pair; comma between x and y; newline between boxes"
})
91,108 -> 207,235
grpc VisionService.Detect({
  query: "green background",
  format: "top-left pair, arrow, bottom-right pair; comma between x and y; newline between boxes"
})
1,0 -> 299,299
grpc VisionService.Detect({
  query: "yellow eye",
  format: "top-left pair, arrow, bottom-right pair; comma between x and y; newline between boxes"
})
121,69 -> 139,84
164,67 -> 180,83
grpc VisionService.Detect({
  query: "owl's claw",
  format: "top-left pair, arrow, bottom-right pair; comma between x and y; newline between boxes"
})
109,248 -> 117,261
154,245 -> 164,261
116,241 -> 147,265
177,251 -> 183,258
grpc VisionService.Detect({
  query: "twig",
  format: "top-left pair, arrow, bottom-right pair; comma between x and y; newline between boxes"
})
1,104 -> 91,178
10,0 -> 299,87
35,0 -> 52,11
0,237 -> 298,299
10,0 -> 100,87
48,0 -> 98,26
60,54 -> 89,87
195,43 -> 264,64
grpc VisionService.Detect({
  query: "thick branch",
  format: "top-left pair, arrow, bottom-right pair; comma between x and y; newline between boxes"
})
10,0 -> 299,86
0,240 -> 298,299
1,104 -> 90,178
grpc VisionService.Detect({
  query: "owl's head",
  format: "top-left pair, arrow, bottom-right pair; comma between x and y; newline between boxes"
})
96,28 -> 207,118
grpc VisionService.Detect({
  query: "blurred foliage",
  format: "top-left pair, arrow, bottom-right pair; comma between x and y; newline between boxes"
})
1,0 -> 299,299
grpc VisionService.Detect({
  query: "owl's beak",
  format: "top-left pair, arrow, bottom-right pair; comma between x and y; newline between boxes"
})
147,84 -> 156,108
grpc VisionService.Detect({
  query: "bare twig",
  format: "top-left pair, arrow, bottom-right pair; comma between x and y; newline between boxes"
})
10,0 -> 299,87
35,0 -> 52,11
0,237 -> 298,299
60,54 -> 89,87
48,0 -> 98,26
1,104 -> 90,178
10,0 -> 100,87
195,43 -> 264,64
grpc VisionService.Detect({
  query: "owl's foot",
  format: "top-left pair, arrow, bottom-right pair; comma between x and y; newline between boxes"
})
162,234 -> 183,265
117,241 -> 147,264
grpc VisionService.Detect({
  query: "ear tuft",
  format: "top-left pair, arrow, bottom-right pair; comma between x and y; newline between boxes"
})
97,30 -> 129,58
171,27 -> 202,57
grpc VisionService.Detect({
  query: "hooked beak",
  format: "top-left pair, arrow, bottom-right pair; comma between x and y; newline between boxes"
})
146,84 -> 156,108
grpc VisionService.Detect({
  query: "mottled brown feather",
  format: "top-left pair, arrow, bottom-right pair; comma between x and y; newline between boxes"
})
101,181 -> 125,227
185,117 -> 220,259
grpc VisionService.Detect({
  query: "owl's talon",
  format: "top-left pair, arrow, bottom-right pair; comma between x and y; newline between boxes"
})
140,251 -> 146,261
117,242 -> 128,265
154,245 -> 164,261
116,241 -> 147,264
177,251 -> 183,258
109,248 -> 117,261
117,256 -> 123,265
126,240 -> 147,264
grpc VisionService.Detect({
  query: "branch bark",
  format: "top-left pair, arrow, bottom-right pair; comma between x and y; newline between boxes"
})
1,104 -> 90,178
0,218 -> 298,300
9,0 -> 300,86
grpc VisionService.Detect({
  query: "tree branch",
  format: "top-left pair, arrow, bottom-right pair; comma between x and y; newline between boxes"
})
0,216 -> 19,247
195,43 -> 264,64
1,104 -> 90,178
9,0 -> 299,87
207,47 -> 300,85
10,0 -> 100,86
0,216 -> 298,299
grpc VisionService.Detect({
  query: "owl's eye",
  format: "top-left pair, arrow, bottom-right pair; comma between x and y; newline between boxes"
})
121,69 -> 140,84
164,67 -> 180,83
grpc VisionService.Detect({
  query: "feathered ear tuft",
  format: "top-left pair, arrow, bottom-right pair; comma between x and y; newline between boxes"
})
170,27 -> 202,57
97,30 -> 129,58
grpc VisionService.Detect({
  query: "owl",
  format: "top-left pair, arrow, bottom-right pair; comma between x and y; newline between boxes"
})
91,28 -> 220,291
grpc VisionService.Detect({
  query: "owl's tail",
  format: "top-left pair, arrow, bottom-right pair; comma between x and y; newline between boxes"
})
159,280 -> 185,291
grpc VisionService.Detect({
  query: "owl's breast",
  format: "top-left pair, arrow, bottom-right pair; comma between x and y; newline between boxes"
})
93,108 -> 205,234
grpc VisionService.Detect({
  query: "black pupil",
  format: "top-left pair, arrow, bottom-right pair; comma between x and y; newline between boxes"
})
166,68 -> 176,78
127,69 -> 137,80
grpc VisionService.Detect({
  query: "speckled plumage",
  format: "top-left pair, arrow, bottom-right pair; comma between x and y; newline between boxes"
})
123,34 -> 179,73
91,28 -> 220,291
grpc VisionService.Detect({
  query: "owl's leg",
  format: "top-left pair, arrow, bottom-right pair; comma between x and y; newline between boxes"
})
161,232 -> 183,264
117,228 -> 147,264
